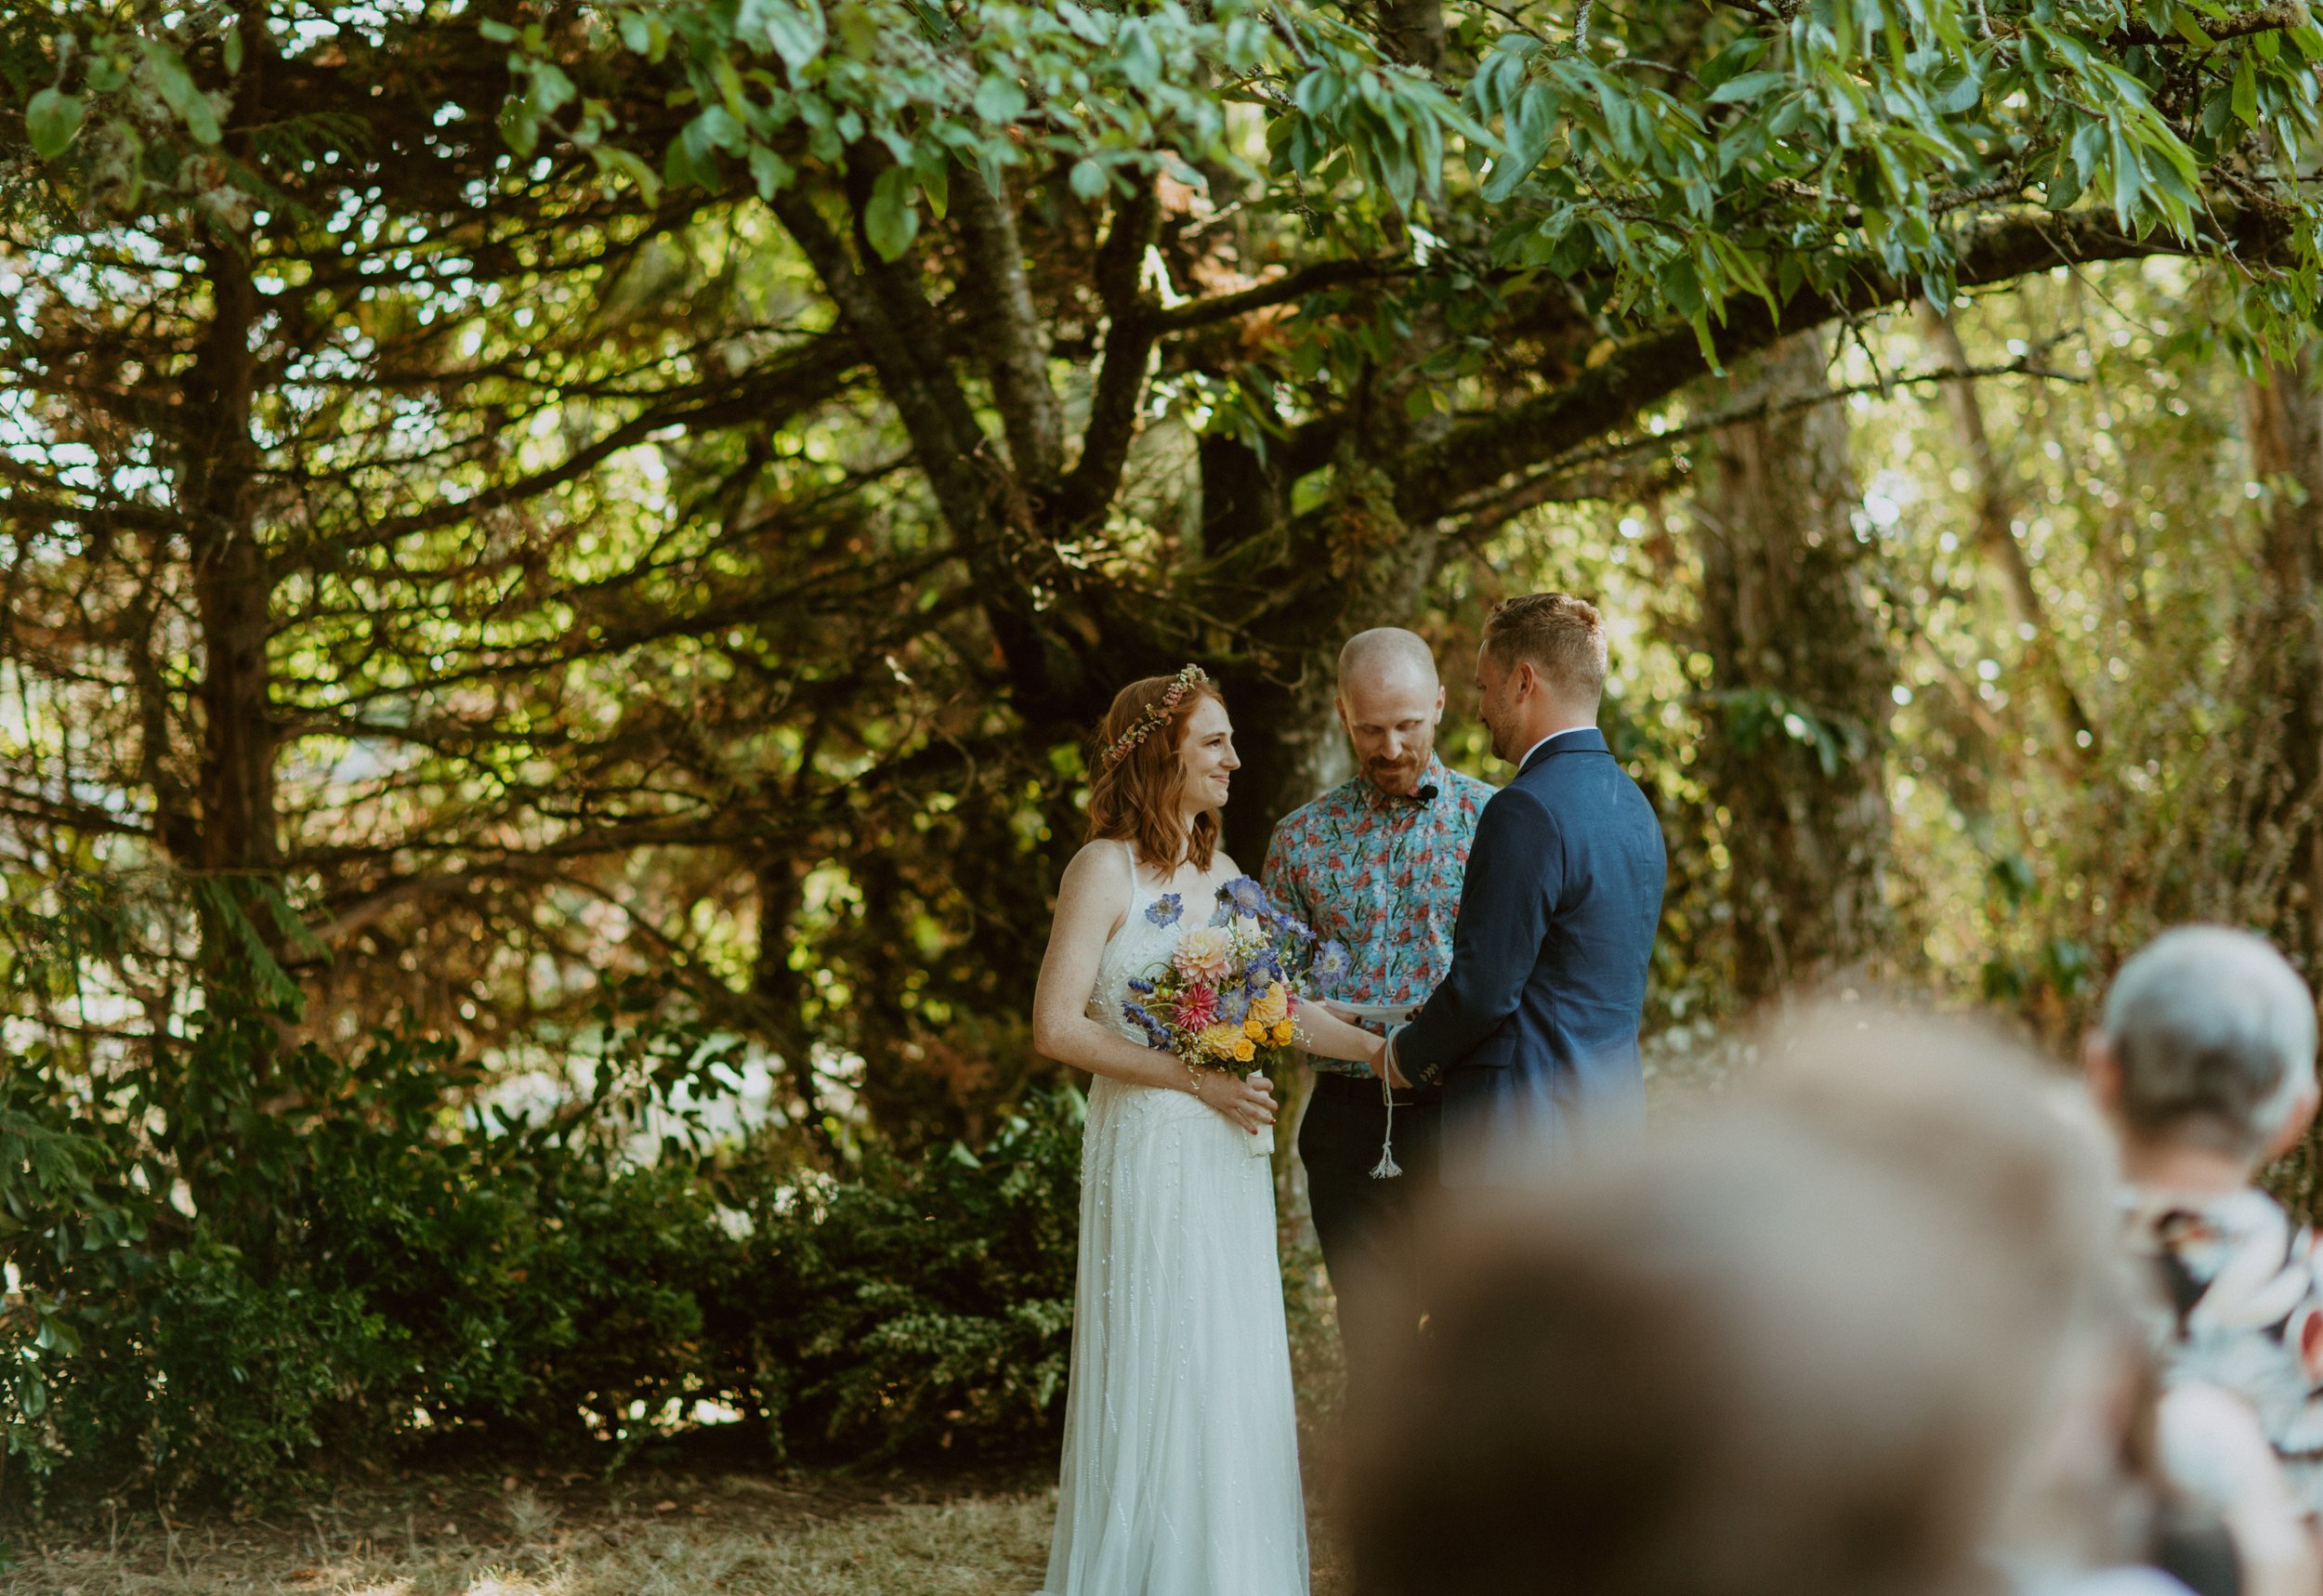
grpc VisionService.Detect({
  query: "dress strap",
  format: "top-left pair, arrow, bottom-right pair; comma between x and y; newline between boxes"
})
1117,839 -> 1144,922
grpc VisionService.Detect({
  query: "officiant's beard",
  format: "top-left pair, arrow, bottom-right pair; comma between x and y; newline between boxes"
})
1363,736 -> 1435,796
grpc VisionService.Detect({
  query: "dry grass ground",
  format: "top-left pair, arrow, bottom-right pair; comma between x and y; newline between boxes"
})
14,1467 -> 1055,1596
8,1454 -> 1354,1596
7,1040 -> 1739,1596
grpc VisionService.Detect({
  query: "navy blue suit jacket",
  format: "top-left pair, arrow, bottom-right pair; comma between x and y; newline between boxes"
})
1394,727 -> 1665,1184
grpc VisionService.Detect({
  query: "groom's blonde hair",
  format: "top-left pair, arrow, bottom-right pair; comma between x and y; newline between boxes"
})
1483,593 -> 1608,706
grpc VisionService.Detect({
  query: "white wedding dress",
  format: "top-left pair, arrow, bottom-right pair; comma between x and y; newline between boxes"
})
1041,846 -> 1310,1595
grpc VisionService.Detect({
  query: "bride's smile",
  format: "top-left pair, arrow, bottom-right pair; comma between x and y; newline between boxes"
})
1177,698 -> 1240,813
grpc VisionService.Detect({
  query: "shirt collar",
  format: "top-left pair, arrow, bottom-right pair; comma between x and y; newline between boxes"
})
1518,726 -> 1594,771
1358,752 -> 1450,811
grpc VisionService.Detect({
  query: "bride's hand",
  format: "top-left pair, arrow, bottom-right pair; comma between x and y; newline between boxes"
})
1197,1070 -> 1277,1136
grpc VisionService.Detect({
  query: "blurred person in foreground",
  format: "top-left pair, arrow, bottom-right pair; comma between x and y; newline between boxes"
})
1765,1005 -> 2317,1596
1349,1006 -> 2312,1596
2087,927 -> 2323,1520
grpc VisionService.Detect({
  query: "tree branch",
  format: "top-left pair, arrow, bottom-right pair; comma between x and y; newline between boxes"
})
1148,256 -> 1411,333
955,167 -> 1067,487
1385,205 -> 2283,530
1056,178 -> 1163,530
2113,1 -> 2307,46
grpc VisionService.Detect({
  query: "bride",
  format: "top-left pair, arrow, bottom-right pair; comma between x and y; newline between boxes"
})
1030,664 -> 1386,1596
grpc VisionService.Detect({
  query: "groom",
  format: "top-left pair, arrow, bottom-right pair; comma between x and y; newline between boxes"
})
1380,593 -> 1665,1184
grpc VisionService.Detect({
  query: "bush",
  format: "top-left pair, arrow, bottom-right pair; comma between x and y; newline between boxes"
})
735,1094 -> 1082,1461
3,991 -> 1085,1505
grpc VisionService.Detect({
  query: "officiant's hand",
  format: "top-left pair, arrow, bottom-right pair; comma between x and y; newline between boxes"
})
1196,1069 -> 1277,1137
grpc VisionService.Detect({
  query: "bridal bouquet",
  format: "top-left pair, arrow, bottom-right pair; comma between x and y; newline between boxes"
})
1121,875 -> 1351,1080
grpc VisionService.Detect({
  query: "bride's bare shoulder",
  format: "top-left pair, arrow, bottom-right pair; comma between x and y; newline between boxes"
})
1058,838 -> 1135,897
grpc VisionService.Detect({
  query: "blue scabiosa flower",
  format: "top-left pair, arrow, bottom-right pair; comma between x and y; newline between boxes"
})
1145,894 -> 1183,928
1315,940 -> 1352,983
1222,875 -> 1267,916
1218,987 -> 1252,1025
1122,1001 -> 1173,1049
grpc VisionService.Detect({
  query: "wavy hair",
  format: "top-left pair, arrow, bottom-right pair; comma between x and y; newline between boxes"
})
1085,673 -> 1225,872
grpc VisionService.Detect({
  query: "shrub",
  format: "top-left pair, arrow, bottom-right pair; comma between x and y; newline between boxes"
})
732,1092 -> 1083,1462
3,992 -> 1085,1504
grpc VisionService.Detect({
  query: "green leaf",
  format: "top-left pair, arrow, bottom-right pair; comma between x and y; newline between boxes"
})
528,61 -> 577,117
747,145 -> 794,198
1069,159 -> 1107,200
746,0 -> 828,72
501,100 -> 540,160
974,75 -> 1028,124
222,24 -> 244,75
864,166 -> 920,260
1928,68 -> 1980,116
2108,126 -> 2142,228
479,19 -> 518,42
25,89 -> 84,160
138,39 -> 222,144
592,143 -> 664,203
1708,72 -> 1787,104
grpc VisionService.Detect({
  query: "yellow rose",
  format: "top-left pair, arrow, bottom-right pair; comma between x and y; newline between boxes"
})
1271,1021 -> 1294,1046
1249,982 -> 1290,1028
1199,1022 -> 1244,1059
1233,1038 -> 1256,1064
1243,1016 -> 1268,1041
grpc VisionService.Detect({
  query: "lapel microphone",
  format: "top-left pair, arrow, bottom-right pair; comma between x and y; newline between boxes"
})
1410,783 -> 1438,805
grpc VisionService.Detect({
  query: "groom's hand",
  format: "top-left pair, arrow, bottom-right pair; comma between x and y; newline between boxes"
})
1372,1035 -> 1413,1091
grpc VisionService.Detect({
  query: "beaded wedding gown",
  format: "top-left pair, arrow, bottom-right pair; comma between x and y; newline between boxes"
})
1040,846 -> 1310,1596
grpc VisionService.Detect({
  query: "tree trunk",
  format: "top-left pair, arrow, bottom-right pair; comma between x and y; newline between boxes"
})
1690,331 -> 1896,1003
754,854 -> 842,1160
180,248 -> 282,967
1915,302 -> 2097,765
2233,357 -> 2323,976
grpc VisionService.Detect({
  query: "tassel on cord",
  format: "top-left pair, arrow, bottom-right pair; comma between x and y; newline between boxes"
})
1370,1070 -> 1403,1181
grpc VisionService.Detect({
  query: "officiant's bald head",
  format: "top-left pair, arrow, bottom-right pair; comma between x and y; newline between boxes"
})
1339,628 -> 1439,697
1337,629 -> 1444,797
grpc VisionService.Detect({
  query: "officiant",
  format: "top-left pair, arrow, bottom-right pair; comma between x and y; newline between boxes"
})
1262,627 -> 1494,1407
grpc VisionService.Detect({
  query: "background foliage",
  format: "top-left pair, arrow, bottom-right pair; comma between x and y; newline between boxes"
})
4,0 -> 2323,1512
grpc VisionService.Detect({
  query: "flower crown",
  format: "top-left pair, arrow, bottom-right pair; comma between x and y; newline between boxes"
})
1099,664 -> 1211,772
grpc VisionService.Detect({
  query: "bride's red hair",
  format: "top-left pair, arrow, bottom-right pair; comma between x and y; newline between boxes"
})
1086,674 -> 1225,872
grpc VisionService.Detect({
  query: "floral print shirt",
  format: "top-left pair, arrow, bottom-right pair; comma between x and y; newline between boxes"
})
2124,1183 -> 2323,1514
1261,756 -> 1495,1077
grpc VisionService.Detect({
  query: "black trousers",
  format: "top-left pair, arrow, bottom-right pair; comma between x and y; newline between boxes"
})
1298,1070 -> 1442,1416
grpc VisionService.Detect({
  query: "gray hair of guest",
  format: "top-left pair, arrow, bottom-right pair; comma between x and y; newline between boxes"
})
2098,925 -> 2319,1156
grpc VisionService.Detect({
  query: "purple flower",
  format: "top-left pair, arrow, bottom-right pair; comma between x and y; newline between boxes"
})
1219,875 -> 1268,916
1127,976 -> 1156,995
1315,940 -> 1351,983
1145,894 -> 1183,928
1122,1001 -> 1173,1049
1218,987 -> 1252,1024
